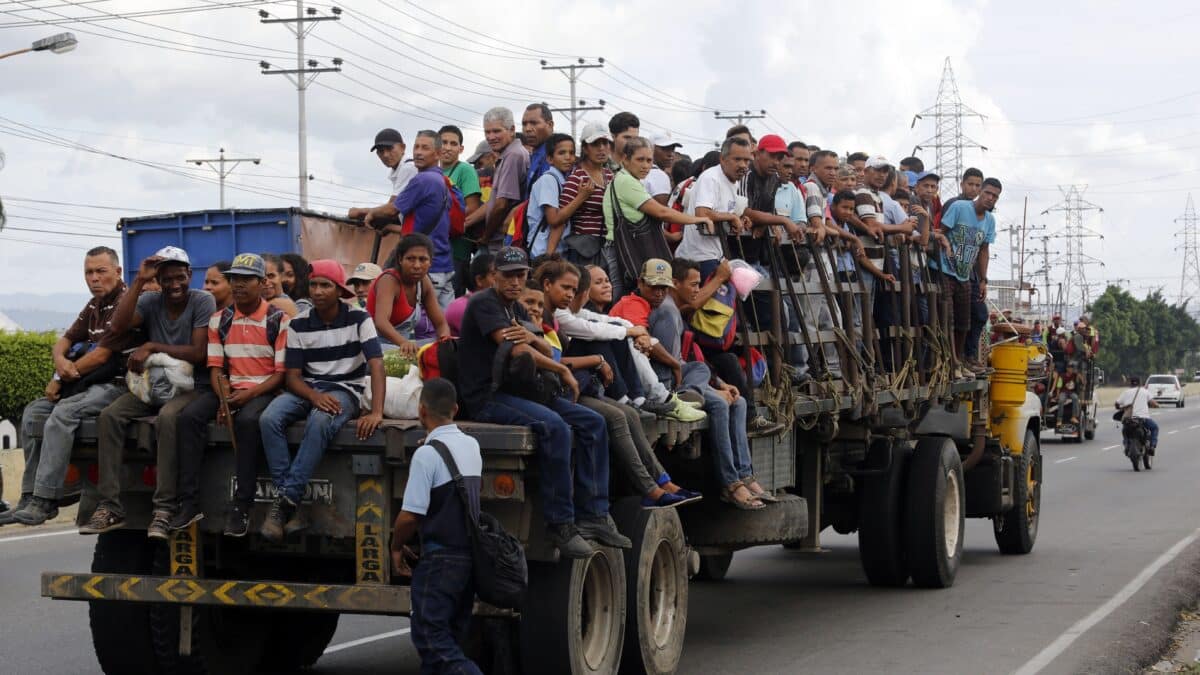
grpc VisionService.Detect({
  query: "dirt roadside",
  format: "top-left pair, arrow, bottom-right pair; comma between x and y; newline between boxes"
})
0,447 -> 79,527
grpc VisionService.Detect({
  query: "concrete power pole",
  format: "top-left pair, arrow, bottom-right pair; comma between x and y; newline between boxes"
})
1043,185 -> 1104,317
187,148 -> 261,209
714,109 -> 767,129
259,2 -> 342,210
911,57 -> 987,200
1175,193 -> 1200,312
540,58 -> 605,139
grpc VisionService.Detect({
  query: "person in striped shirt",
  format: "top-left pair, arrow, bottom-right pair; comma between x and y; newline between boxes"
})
258,259 -> 385,542
174,253 -> 289,536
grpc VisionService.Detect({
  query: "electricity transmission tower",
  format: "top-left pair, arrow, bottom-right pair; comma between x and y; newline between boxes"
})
911,57 -> 987,200
1176,193 -> 1200,311
1042,185 -> 1104,316
540,58 -> 605,139
259,2 -> 342,210
187,148 -> 261,209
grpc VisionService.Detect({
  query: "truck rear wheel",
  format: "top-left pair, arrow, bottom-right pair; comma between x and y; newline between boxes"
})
694,552 -> 733,581
89,530 -> 161,675
994,429 -> 1041,555
259,612 -> 340,671
905,437 -> 964,589
611,498 -> 688,675
519,547 -> 627,675
858,440 -> 911,587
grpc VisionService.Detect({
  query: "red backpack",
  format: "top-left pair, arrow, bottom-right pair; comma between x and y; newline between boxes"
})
402,175 -> 467,238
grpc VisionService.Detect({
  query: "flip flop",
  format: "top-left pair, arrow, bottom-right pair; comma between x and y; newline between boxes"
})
720,482 -> 764,511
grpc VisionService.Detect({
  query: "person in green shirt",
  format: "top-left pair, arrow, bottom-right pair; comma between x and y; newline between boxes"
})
438,125 -> 484,297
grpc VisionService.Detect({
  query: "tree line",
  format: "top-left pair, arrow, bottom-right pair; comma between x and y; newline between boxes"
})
1088,286 -> 1200,384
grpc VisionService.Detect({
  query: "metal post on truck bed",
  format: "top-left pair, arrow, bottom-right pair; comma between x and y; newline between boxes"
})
353,458 -> 390,586
169,522 -> 201,656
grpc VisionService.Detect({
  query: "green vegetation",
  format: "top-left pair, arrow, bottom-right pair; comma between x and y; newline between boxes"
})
1089,286 -> 1200,384
0,331 -> 56,423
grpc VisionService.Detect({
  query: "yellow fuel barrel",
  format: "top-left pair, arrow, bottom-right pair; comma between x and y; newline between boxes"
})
989,343 -> 1030,407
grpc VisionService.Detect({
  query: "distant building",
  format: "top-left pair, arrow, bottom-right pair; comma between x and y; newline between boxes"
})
0,419 -> 16,450
0,310 -> 20,332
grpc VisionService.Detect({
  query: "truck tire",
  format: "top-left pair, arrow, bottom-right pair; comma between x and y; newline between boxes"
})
259,612 -> 340,672
994,429 -> 1041,555
905,437 -> 964,589
611,498 -> 688,675
89,530 -> 161,675
519,547 -> 627,675
858,441 -> 911,587
694,553 -> 733,582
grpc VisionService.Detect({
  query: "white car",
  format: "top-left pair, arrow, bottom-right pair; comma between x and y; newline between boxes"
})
1147,374 -> 1185,408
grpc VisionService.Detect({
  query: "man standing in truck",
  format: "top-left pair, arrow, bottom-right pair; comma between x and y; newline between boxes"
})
82,247 -> 216,538
396,130 -> 456,308
348,128 -> 417,230
4,247 -> 134,527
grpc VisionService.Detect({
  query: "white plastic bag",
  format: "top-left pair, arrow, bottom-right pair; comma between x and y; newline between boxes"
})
127,353 -> 194,405
364,365 -> 423,419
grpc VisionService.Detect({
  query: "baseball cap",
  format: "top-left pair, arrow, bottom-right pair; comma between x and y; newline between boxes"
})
308,259 -> 356,299
226,252 -> 266,278
153,246 -> 191,267
865,155 -> 892,170
650,131 -> 682,149
466,139 -> 491,164
346,262 -> 383,283
581,121 -> 612,145
902,170 -> 918,187
915,170 -> 941,183
757,134 -> 788,155
1056,327 -> 1067,336
495,247 -> 531,273
640,258 -> 673,287
370,128 -> 404,152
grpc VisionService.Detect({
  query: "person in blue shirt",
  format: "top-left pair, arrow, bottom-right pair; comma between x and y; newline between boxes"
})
391,377 -> 483,675
937,177 -> 1002,374
395,130 -> 455,309
522,102 -> 554,189
527,133 -> 593,257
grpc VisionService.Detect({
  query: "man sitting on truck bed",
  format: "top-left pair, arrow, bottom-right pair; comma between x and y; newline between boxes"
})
82,247 -> 217,538
459,246 -> 630,559
5,246 -> 134,527
258,260 -> 386,542
390,377 -> 484,675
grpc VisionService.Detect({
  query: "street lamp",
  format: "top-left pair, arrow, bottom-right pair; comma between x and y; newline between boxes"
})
0,32 -> 78,60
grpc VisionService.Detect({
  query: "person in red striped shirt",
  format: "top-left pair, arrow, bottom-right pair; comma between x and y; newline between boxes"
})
174,253 -> 289,537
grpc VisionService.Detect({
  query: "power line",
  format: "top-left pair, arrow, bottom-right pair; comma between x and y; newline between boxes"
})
187,147 -> 262,208
0,234 -> 92,250
0,0 -> 269,27
2,196 -> 162,212
911,57 -> 987,200
1042,185 -> 1105,316
3,224 -> 119,238
1175,193 -> 1200,311
541,58 -> 605,139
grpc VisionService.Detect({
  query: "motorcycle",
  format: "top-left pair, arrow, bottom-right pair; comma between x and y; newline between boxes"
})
1122,417 -> 1153,471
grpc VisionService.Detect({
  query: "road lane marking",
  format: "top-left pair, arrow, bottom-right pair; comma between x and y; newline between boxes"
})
1168,430 -> 1179,435
1102,445 -> 1118,451
1190,425 -> 1200,430
1055,457 -> 1077,464
324,628 -> 411,655
0,529 -> 77,544
1014,527 -> 1200,675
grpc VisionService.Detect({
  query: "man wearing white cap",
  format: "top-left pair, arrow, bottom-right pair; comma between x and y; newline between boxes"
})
642,132 -> 680,205
83,246 -> 216,539
347,262 -> 383,307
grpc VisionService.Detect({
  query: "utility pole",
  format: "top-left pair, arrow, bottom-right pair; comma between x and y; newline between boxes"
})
540,58 -> 605,139
714,109 -> 767,128
1175,193 -> 1200,312
187,148 -> 261,209
911,57 -> 987,200
1043,185 -> 1104,317
259,2 -> 342,210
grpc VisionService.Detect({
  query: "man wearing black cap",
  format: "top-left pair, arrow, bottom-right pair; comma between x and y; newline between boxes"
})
348,128 -> 418,229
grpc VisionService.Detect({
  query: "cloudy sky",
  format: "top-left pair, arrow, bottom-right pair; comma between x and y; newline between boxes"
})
2,0 -> 1198,311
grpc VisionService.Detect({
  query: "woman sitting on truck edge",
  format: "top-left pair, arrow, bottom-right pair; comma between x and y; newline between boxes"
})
368,233 -> 451,358
280,253 -> 313,315
203,260 -> 233,313
260,253 -> 299,317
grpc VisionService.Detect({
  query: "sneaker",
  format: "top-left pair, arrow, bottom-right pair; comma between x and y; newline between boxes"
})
284,504 -> 310,536
79,505 -> 125,535
641,491 -> 703,509
168,504 -> 204,531
747,415 -> 785,436
664,394 -> 707,423
675,390 -> 705,409
13,496 -> 59,526
546,523 -> 594,559
147,510 -> 172,540
638,397 -> 675,417
223,504 -> 251,538
260,498 -> 289,543
1,493 -> 33,526
577,515 -> 632,549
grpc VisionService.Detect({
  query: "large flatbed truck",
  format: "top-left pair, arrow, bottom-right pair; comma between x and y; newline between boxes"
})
36,211 -> 1044,674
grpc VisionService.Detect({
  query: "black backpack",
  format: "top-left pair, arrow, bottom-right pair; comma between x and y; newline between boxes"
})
429,440 -> 528,610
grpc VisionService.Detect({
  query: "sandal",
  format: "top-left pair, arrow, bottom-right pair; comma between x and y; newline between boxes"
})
743,477 -> 779,503
720,482 -> 764,511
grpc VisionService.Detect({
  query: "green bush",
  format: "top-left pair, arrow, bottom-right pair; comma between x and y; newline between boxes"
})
0,331 -> 56,424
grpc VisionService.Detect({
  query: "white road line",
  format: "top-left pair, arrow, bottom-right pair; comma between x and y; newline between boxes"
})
1102,445 -> 1119,451
0,529 -> 77,544
1190,425 -> 1200,430
1168,430 -> 1179,435
1055,456 -> 1078,464
324,628 -> 411,655
1014,527 -> 1200,675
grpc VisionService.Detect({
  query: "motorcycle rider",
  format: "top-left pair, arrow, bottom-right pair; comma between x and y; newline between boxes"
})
1114,376 -> 1159,454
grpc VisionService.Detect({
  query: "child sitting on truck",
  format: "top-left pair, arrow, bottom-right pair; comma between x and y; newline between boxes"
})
258,259 -> 386,542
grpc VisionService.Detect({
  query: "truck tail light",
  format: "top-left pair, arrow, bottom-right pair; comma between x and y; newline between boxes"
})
142,465 -> 157,487
494,474 -> 516,498
87,464 -> 99,484
65,464 -> 80,485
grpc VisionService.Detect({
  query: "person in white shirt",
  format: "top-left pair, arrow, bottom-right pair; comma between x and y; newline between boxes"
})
348,128 -> 418,229
675,137 -> 753,266
642,133 -> 680,205
1114,376 -> 1159,451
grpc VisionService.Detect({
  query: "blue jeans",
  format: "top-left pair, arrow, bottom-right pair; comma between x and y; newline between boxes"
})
259,389 -> 358,504
703,387 -> 753,486
1143,418 -> 1160,448
410,548 -> 481,675
473,392 -> 608,524
19,383 -> 124,500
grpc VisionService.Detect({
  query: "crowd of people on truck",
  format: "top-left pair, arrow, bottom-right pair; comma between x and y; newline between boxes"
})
1,104 -> 1015,674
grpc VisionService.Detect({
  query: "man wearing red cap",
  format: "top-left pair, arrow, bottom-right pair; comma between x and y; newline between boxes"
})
258,259 -> 386,542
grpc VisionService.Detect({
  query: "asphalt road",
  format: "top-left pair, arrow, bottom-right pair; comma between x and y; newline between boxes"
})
3,397 -> 1199,674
